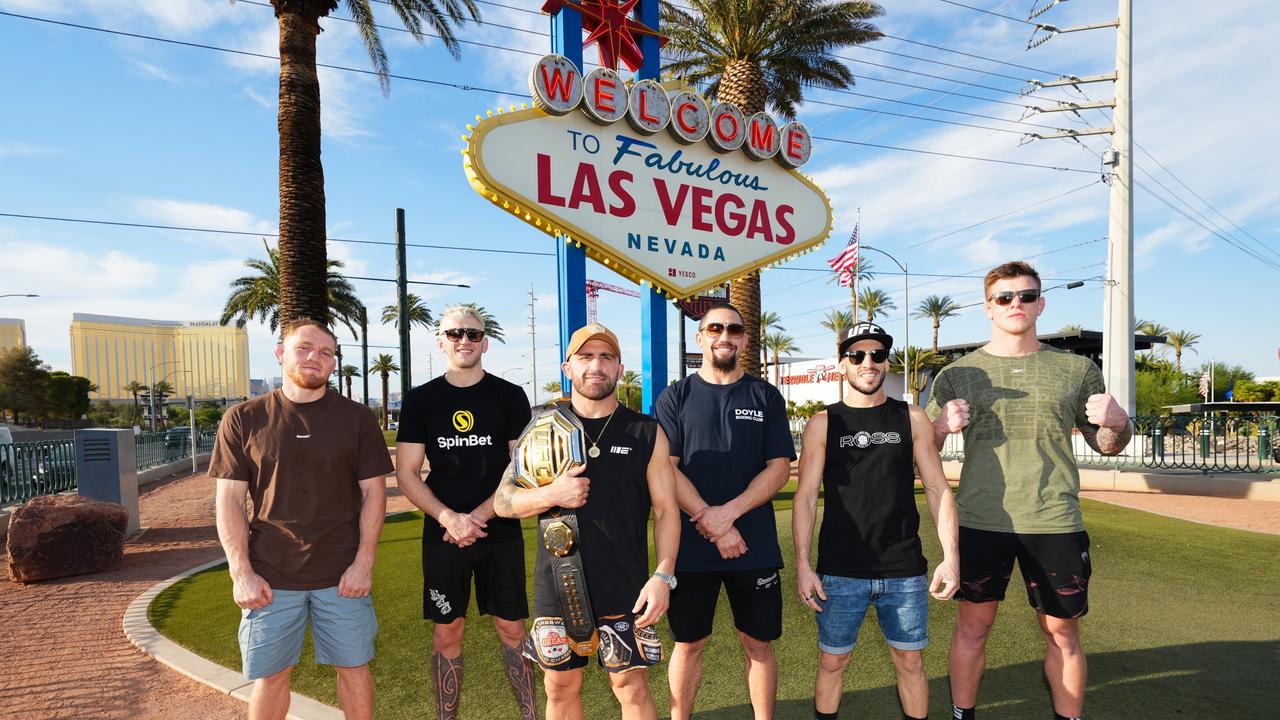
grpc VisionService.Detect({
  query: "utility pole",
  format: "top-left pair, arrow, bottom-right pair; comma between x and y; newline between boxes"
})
1021,0 -> 1134,415
529,285 -> 538,403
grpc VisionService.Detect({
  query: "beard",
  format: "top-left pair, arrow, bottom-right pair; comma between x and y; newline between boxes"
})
710,345 -> 739,372
286,366 -> 329,390
851,371 -> 886,396
574,374 -> 618,400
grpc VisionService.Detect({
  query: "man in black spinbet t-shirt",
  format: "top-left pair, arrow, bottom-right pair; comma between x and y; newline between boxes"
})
792,322 -> 959,720
495,322 -> 680,720
654,302 -> 796,720
394,305 -> 535,720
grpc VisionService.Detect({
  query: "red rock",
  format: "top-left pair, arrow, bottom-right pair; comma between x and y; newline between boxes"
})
6,495 -> 129,584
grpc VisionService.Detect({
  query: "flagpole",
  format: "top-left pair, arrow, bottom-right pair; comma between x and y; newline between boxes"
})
852,207 -> 861,322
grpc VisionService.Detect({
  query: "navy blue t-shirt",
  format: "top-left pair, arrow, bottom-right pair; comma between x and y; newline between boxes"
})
654,373 -> 796,572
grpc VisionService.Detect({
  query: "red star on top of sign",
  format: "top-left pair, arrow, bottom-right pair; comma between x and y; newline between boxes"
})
542,0 -> 666,73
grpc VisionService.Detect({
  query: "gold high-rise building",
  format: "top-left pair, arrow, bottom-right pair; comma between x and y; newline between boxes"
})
70,314 -> 249,402
0,318 -> 25,352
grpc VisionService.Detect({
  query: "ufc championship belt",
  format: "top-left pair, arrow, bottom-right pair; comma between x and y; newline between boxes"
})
512,400 -> 599,656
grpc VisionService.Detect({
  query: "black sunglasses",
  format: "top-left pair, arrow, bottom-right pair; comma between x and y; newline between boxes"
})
988,289 -> 1041,306
701,322 -> 746,338
441,328 -> 485,342
843,348 -> 889,364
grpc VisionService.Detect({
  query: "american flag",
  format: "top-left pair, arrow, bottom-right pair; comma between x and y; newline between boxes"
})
1198,370 -> 1211,399
827,223 -> 860,287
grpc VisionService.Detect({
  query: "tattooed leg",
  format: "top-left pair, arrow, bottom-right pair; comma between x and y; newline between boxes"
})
432,651 -> 463,720
504,642 -> 539,720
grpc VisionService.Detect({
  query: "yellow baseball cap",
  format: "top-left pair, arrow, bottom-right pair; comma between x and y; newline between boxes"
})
564,322 -> 622,360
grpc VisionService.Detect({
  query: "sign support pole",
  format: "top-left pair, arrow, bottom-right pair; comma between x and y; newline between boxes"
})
396,208 -> 412,398
638,0 -> 666,413
551,6 -> 587,397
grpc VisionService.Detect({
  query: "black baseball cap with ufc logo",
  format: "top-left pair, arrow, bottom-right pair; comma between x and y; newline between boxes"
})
838,321 -> 894,356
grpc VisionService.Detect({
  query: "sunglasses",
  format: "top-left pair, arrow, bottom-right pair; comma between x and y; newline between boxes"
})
440,328 -> 485,342
842,348 -> 889,364
988,289 -> 1041,306
701,322 -> 746,338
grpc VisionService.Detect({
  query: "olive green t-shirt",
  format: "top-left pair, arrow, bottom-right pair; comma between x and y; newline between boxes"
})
926,345 -> 1104,533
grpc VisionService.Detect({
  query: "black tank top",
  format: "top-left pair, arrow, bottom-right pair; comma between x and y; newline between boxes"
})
532,405 -> 658,616
816,398 -> 926,578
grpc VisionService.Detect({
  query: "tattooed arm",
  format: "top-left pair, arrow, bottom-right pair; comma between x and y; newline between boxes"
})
493,459 -> 589,519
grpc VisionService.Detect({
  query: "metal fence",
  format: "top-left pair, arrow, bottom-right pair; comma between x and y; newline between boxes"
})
792,413 -> 1280,474
1,439 -> 77,505
939,414 -> 1280,473
1,428 -> 219,506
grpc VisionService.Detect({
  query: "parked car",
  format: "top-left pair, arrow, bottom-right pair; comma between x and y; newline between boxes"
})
164,427 -> 192,461
0,426 -> 14,497
388,421 -> 399,431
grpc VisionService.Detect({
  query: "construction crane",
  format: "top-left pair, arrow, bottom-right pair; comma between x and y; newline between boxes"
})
585,279 -> 640,322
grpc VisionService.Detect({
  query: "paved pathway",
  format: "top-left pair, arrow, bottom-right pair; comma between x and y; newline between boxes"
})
0,467 -> 1273,719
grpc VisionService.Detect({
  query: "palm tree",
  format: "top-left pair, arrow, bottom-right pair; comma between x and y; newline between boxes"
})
857,287 -> 895,321
762,331 -> 798,386
1059,323 -> 1085,334
1165,330 -> 1201,374
912,295 -> 960,352
369,353 -> 400,429
758,311 -> 785,368
380,293 -> 434,331
150,380 -> 175,428
617,371 -> 641,410
542,381 -> 562,401
248,0 -> 481,326
889,346 -> 945,405
220,239 -> 365,339
457,303 -> 506,344
340,364 -> 359,399
123,381 -> 147,426
1135,320 -> 1170,359
662,0 -> 884,377
820,308 -> 854,343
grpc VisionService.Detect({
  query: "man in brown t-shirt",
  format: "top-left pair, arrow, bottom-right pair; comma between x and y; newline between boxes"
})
211,318 -> 394,720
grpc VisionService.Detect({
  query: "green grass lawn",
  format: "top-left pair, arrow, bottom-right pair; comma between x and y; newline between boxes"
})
151,494 -> 1280,719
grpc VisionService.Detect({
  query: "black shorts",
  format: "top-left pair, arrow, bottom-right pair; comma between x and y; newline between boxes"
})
422,539 -> 528,623
957,527 -> 1092,619
667,568 -> 783,643
523,612 -> 664,673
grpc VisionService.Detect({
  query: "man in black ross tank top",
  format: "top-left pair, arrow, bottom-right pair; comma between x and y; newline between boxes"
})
792,321 -> 960,720
494,322 -> 680,720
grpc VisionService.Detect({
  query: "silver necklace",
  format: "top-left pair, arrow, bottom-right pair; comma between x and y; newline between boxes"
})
584,406 -> 619,458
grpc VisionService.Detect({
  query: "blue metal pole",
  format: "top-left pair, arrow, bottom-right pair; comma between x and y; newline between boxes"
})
638,0 -> 667,413
551,6 -> 586,396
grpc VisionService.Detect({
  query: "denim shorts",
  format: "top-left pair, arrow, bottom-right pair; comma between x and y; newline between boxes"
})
238,586 -> 378,680
813,574 -> 929,654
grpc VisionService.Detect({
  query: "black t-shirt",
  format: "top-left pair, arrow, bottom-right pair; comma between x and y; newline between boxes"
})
654,373 -> 796,572
396,373 -> 531,544
817,398 -> 926,578
532,405 -> 658,616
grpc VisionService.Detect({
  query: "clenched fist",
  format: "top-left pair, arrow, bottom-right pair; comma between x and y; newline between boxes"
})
935,399 -> 970,434
1085,393 -> 1127,429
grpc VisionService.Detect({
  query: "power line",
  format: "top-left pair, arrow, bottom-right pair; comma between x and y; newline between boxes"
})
1134,182 -> 1280,272
805,97 -> 1029,136
899,179 -> 1104,253
879,33 -> 1064,77
836,45 -> 1027,83
0,212 -> 557,257
935,0 -> 1040,26
811,135 -> 1095,174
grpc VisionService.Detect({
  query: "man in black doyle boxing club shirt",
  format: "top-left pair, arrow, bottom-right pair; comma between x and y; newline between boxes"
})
394,305 -> 535,720
495,322 -> 680,720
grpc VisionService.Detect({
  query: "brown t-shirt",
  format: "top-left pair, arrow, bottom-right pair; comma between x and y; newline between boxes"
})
208,389 -> 394,590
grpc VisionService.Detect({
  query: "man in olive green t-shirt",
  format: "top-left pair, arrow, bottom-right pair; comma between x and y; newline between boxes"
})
926,261 -> 1131,720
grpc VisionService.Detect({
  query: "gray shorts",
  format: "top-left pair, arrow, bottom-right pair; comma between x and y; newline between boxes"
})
238,586 -> 377,680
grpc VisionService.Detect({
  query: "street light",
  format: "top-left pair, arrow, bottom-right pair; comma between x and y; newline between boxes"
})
0,293 -> 38,299
859,246 -> 910,400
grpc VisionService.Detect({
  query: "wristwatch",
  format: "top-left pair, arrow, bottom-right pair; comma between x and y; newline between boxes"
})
653,571 -> 677,590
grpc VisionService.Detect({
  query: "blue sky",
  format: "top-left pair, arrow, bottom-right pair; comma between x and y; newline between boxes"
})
1,0 -> 1277,402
